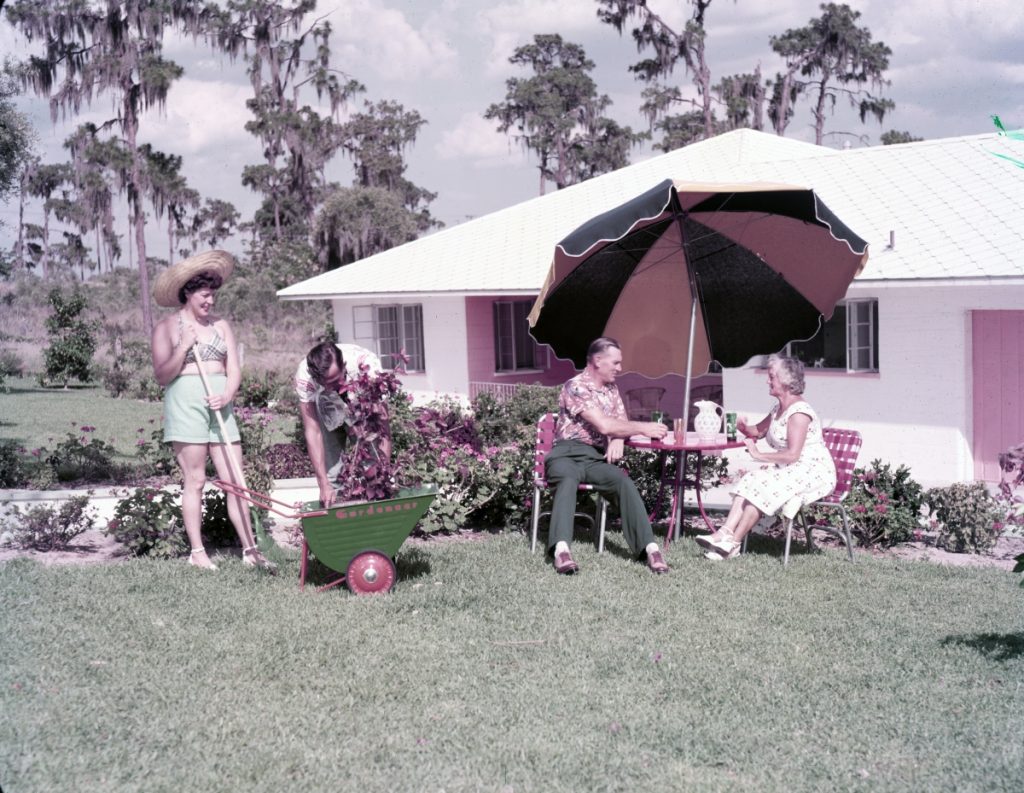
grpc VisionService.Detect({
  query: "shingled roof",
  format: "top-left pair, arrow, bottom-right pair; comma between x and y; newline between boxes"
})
277,128 -> 1024,300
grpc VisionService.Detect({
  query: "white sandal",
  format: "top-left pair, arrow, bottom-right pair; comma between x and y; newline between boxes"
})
242,545 -> 277,573
188,547 -> 218,571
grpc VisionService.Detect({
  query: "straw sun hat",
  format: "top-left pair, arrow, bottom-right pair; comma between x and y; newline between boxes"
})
153,250 -> 236,308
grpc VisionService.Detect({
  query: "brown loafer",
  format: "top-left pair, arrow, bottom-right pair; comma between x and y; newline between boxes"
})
553,549 -> 579,575
646,548 -> 670,574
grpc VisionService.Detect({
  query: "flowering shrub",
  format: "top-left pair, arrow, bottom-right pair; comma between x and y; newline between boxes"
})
265,442 -> 313,479
809,459 -> 924,547
924,481 -> 1006,554
47,424 -> 125,483
234,406 -> 274,508
0,439 -> 30,488
106,487 -> 187,558
0,494 -> 96,551
133,422 -> 176,477
101,338 -> 161,400
236,368 -> 292,408
105,486 -> 233,558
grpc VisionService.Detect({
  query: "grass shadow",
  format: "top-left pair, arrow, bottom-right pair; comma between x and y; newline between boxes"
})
942,632 -> 1024,661
297,546 -> 432,592
396,546 -> 432,581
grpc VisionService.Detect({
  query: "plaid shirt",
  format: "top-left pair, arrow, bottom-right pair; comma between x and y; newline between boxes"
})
554,368 -> 626,452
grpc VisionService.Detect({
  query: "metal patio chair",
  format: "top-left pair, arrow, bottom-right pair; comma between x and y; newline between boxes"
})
529,413 -> 608,554
624,387 -> 666,421
780,427 -> 863,565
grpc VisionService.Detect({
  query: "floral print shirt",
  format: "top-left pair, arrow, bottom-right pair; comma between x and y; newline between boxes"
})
554,369 -> 627,452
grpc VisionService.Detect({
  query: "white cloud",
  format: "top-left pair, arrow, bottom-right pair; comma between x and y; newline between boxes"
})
996,63 -> 1024,85
475,0 -> 603,76
327,0 -> 458,82
436,112 -> 529,168
138,78 -> 253,154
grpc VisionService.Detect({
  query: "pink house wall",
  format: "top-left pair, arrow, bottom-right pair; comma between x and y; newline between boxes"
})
464,296 -> 576,387
972,310 -> 1024,481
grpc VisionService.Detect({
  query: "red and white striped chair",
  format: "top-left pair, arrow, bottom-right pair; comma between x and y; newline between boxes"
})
529,413 -> 608,554
780,427 -> 863,565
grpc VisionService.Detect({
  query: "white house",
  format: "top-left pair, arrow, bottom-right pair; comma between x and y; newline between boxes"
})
278,129 -> 1024,487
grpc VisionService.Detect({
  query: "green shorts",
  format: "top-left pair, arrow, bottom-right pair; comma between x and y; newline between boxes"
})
163,374 -> 240,444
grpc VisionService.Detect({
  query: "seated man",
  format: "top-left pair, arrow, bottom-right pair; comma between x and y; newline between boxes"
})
545,336 -> 670,574
295,341 -> 391,506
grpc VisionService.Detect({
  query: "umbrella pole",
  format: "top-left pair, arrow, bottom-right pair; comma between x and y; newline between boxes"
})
682,294 -> 698,427
191,344 -> 271,549
669,296 -> 699,544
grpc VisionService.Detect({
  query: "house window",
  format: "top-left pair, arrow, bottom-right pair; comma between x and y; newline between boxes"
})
788,299 -> 878,371
353,304 -> 425,372
493,300 -> 545,372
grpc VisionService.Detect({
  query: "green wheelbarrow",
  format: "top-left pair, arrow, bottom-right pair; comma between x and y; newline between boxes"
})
214,480 -> 436,595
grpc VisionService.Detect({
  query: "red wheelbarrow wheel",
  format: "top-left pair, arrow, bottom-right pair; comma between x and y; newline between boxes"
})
346,551 -> 397,595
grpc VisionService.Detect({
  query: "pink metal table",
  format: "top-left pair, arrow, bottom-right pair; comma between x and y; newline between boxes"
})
626,432 -> 745,544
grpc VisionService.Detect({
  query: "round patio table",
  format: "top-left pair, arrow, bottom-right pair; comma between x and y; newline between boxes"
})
626,432 -> 745,545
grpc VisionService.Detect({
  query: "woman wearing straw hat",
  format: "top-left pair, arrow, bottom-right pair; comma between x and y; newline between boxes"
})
151,250 -> 274,572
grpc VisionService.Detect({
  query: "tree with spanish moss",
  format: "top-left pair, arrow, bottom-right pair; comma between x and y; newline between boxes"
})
63,124 -> 123,274
210,0 -> 364,242
5,0 -> 209,334
771,3 -> 894,144
596,0 -> 721,149
485,33 -> 645,193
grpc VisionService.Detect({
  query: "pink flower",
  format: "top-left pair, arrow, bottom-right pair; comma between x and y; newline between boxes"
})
108,519 -> 120,530
853,504 -> 867,514
874,504 -> 888,514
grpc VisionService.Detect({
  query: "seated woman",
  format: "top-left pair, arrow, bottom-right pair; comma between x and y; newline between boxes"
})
151,250 -> 274,572
697,354 -> 836,560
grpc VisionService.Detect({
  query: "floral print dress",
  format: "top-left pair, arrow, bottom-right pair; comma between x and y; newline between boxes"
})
732,400 -> 837,519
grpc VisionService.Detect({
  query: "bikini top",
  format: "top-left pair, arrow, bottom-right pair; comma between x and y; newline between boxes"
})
177,313 -> 229,365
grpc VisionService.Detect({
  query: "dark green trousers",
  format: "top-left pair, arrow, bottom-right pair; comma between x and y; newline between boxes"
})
544,440 -> 655,556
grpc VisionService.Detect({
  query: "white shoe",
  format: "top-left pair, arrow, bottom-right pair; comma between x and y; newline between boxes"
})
704,546 -> 740,561
704,533 -> 741,558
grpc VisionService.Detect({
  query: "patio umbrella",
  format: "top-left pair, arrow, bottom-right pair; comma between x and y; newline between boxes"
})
528,179 -> 869,414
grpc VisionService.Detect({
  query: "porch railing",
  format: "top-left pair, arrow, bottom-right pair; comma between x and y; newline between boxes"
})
468,381 -> 521,401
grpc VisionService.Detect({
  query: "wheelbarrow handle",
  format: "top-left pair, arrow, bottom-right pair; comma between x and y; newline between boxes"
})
212,478 -> 326,519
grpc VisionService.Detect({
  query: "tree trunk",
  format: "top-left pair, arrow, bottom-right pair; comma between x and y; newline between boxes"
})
16,172 -> 26,271
812,75 -> 830,145
696,42 -> 713,138
126,118 -> 153,335
752,64 -> 765,132
41,207 -> 50,278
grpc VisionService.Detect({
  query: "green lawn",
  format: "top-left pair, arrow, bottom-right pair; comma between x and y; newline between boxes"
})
2,534 -> 1022,792
0,377 -> 164,456
0,376 -> 294,464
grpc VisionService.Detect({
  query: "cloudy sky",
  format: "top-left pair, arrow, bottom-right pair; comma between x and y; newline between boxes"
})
2,0 -> 1022,254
